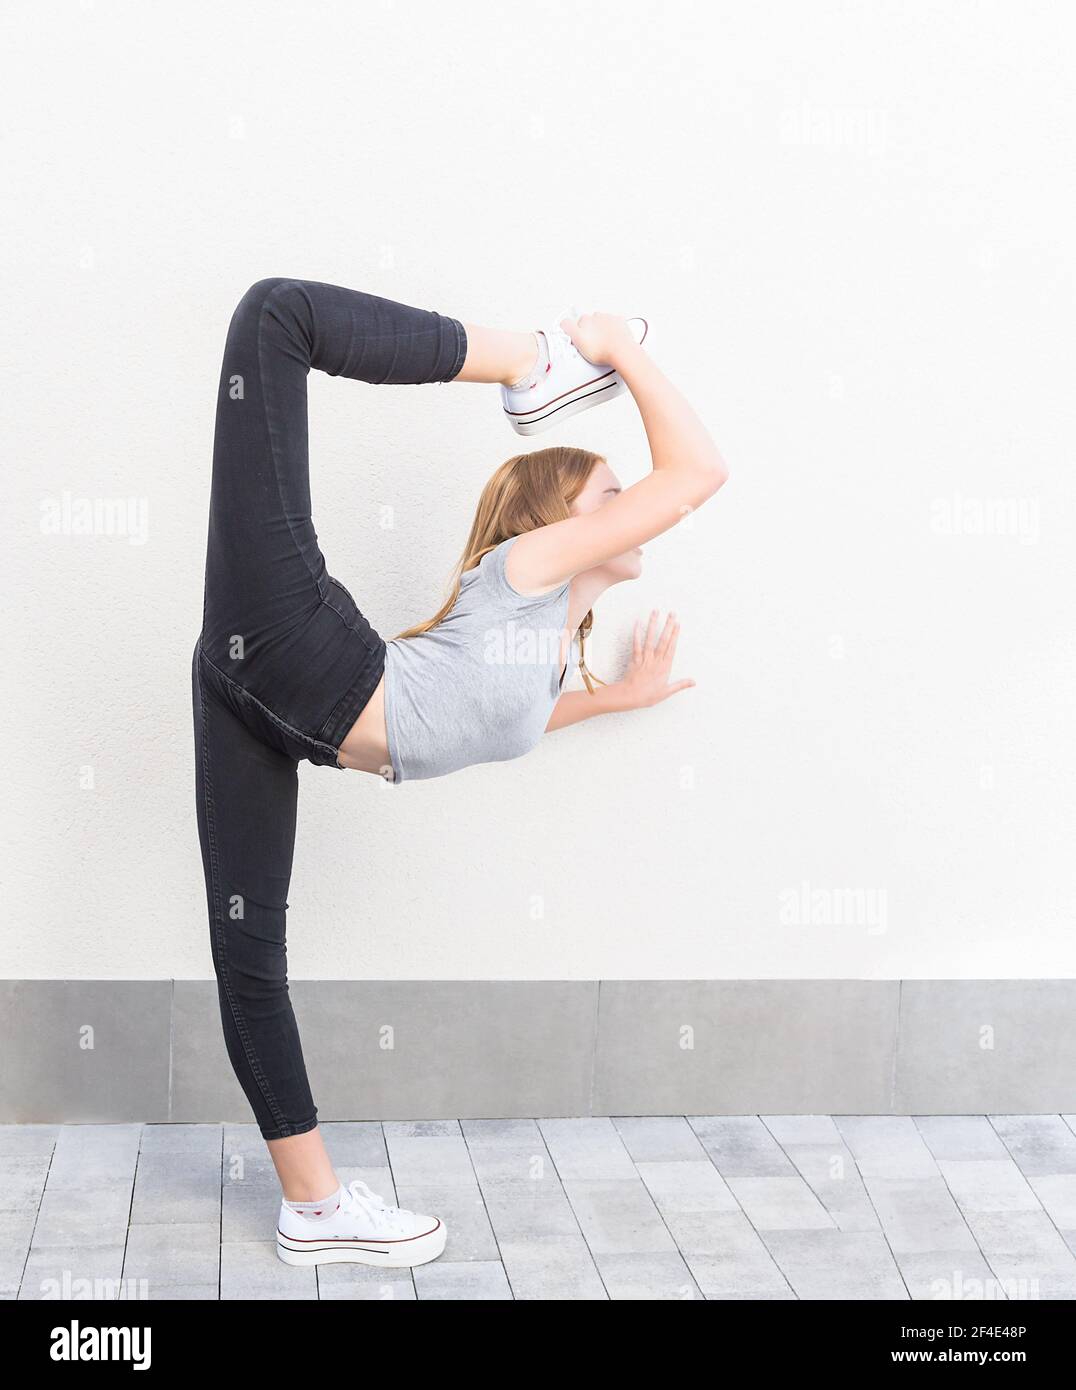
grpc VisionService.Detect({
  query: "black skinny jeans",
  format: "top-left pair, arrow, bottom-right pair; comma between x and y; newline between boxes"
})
193,279 -> 467,1140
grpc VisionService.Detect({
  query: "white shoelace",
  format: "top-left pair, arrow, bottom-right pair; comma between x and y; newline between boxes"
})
344,1178 -> 415,1234
544,324 -> 577,367
546,305 -> 584,368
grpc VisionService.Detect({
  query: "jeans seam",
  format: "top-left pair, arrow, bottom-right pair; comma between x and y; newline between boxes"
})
316,654 -> 384,750
260,1114 -> 319,1142
447,316 -> 467,381
321,578 -> 362,629
328,575 -> 359,606
257,279 -> 325,602
314,577 -> 389,646
197,659 -> 290,1136
321,597 -> 357,626
200,647 -> 339,761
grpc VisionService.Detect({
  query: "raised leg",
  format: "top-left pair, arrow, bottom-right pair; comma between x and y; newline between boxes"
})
201,278 -> 470,674
455,322 -> 539,385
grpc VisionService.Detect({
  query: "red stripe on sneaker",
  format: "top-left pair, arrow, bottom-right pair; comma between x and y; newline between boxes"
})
502,366 -> 617,416
277,1219 -> 441,1246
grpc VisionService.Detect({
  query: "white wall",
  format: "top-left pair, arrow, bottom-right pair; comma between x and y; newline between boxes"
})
3,1 -> 1073,981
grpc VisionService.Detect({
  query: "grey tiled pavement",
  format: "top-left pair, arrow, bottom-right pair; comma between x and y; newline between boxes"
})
5,1115 -> 1076,1300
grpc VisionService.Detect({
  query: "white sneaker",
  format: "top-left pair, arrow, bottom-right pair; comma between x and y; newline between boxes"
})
276,1179 -> 446,1268
500,309 -> 649,436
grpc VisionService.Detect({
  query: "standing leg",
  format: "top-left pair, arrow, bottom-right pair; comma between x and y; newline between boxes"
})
193,656 -> 341,1197
193,651 -> 324,1152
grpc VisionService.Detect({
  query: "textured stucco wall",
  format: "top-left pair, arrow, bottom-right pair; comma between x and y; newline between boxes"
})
3,1 -> 1073,979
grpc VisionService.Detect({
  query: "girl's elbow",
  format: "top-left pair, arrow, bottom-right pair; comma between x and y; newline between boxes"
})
695,460 -> 729,504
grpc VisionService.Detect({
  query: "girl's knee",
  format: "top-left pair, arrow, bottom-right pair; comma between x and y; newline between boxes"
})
228,278 -> 311,354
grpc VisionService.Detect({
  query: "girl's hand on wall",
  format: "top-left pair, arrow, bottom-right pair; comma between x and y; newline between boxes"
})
614,610 -> 696,710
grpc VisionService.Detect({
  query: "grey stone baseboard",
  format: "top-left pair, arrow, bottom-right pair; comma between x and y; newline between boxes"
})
2,979 -> 1074,1124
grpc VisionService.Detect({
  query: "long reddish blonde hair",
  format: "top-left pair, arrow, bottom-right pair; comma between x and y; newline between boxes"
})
396,445 -> 606,693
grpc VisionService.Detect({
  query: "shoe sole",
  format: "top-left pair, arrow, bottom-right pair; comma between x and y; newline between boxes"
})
276,1221 -> 447,1268
507,373 -> 627,436
504,318 -> 649,437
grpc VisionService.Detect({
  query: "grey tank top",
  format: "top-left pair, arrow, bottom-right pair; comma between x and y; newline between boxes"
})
383,536 -> 577,784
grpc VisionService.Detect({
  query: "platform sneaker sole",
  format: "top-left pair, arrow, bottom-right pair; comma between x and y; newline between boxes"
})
277,1220 -> 446,1268
505,370 -> 628,435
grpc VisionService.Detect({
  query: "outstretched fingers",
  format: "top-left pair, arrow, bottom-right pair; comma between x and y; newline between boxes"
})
655,611 -> 680,663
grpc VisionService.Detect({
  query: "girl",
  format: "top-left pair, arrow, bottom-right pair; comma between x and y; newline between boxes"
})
193,279 -> 728,1268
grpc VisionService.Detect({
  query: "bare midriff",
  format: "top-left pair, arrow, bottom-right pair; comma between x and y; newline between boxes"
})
336,673 -> 393,776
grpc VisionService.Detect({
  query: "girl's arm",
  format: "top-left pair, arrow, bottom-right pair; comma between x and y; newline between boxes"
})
546,685 -> 626,732
509,315 -> 728,592
546,611 -> 694,732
